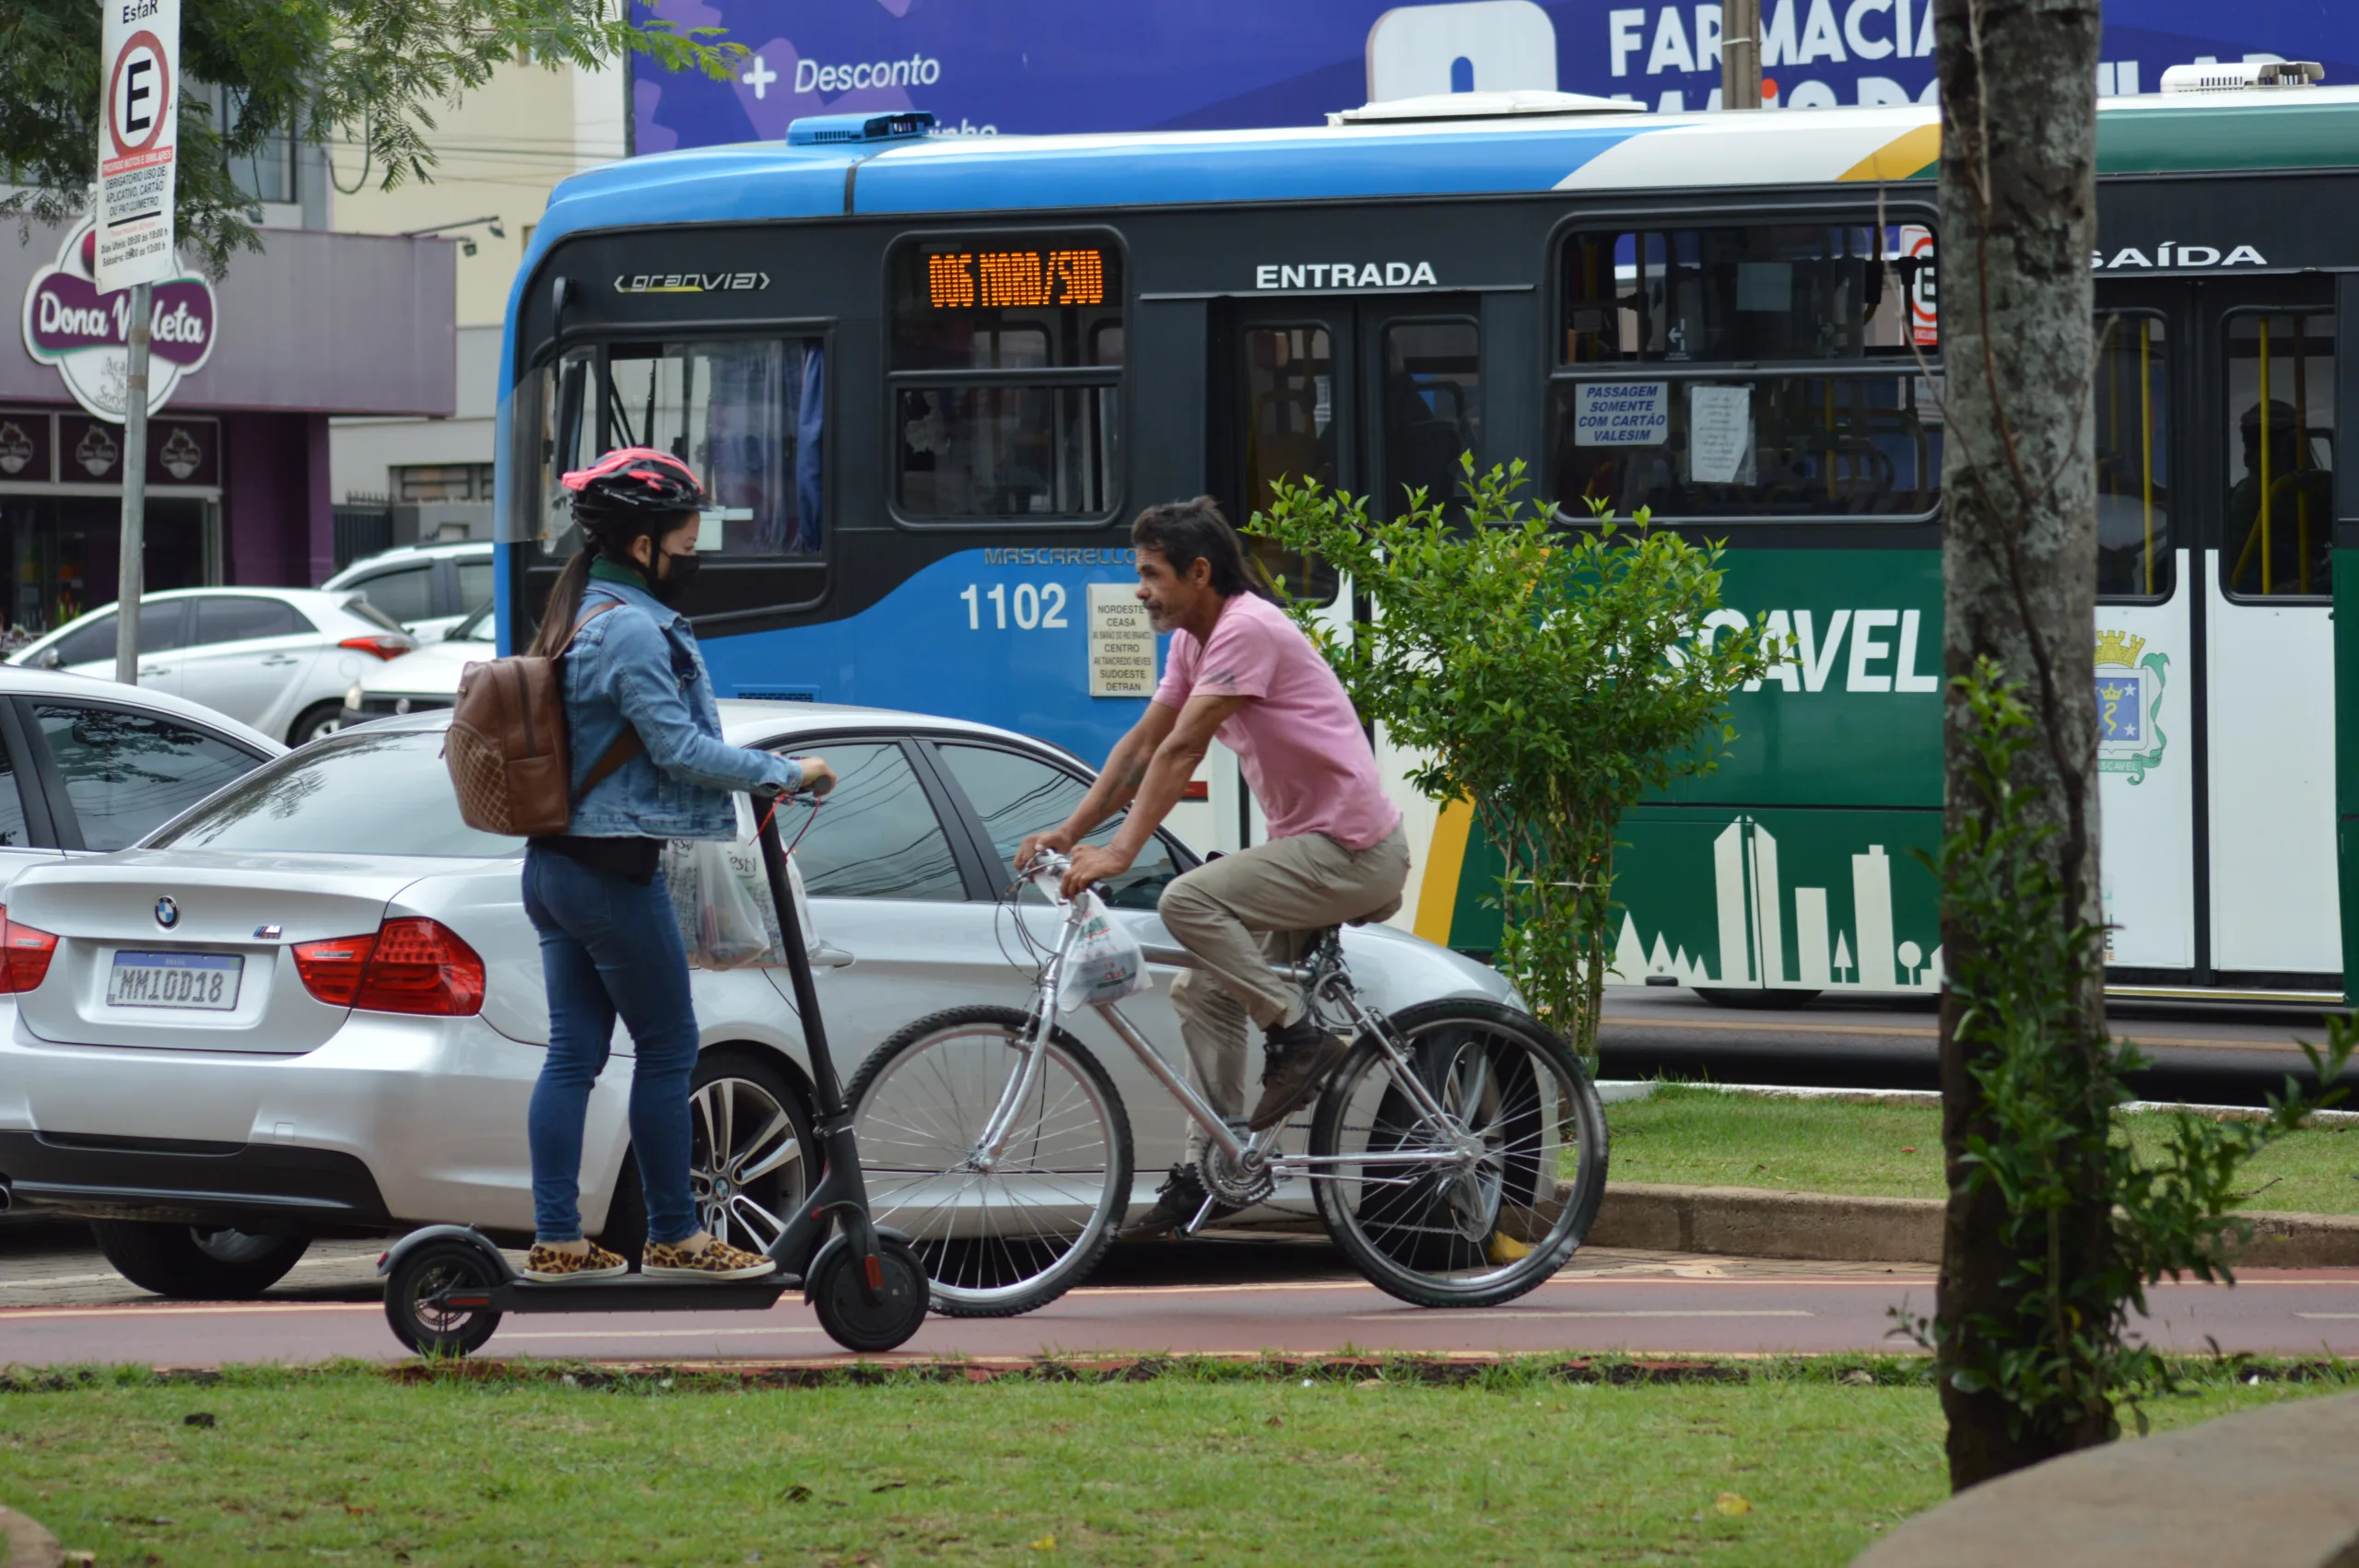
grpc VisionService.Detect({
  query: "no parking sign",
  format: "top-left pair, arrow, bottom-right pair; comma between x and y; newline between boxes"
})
95,0 -> 181,292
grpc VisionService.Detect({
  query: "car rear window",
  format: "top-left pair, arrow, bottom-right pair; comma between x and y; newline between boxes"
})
150,729 -> 522,857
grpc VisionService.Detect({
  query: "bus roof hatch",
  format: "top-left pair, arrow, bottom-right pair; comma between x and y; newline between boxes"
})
787,111 -> 939,146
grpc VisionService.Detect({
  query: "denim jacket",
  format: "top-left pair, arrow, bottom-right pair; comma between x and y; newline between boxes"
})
560,571 -> 802,839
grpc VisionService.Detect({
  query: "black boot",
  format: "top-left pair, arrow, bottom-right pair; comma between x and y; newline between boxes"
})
1119,1163 -> 1236,1241
1247,1014 -> 1350,1130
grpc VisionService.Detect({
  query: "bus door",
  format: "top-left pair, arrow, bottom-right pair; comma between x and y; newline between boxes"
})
2196,278 -> 2340,988
1205,295 -> 1486,849
2093,287 -> 2196,977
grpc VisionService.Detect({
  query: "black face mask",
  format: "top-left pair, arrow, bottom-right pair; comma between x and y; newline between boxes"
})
650,551 -> 699,608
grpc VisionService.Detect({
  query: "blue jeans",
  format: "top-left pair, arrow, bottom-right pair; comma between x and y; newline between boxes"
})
522,846 -> 700,1246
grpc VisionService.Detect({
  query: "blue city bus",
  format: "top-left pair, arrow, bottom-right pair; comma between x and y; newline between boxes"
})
497,82 -> 2359,1007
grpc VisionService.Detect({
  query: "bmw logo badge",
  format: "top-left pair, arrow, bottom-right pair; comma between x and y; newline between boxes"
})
155,896 -> 179,930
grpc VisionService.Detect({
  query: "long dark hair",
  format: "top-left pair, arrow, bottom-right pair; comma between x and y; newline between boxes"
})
1130,497 -> 1271,600
528,512 -> 688,658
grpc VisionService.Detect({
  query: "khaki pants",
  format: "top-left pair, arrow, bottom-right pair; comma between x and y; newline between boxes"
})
1156,825 -> 1411,1161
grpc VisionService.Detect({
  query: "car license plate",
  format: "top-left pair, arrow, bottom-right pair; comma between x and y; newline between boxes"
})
107,951 -> 242,1012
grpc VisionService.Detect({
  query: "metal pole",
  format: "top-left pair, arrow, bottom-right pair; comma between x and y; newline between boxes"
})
1722,0 -> 1763,110
113,279 -> 153,686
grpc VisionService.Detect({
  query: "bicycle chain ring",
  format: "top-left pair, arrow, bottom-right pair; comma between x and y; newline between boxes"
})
1200,1141 -> 1277,1208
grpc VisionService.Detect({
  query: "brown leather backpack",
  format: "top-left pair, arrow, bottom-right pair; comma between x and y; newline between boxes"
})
444,602 -> 644,837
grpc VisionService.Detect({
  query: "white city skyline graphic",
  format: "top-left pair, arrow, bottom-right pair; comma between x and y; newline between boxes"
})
1612,818 -> 1943,992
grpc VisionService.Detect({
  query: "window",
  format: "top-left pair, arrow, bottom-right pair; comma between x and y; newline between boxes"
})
889,235 -> 1122,521
2095,313 -> 2172,599
1551,221 -> 1942,521
606,340 -> 824,556
535,339 -> 825,560
777,742 -> 964,901
35,704 -> 262,851
200,84 -> 295,206
46,614 -> 118,669
393,462 -> 495,502
1238,325 -> 1340,602
456,560 -> 493,612
351,566 -> 437,625
46,602 -> 186,669
2223,311 -> 2334,599
933,742 -> 1180,910
194,596 -> 309,646
0,747 -> 29,849
153,730 -> 517,857
1379,320 -> 1482,518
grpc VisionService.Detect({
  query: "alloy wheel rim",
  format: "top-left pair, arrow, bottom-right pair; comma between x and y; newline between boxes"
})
687,1076 -> 807,1254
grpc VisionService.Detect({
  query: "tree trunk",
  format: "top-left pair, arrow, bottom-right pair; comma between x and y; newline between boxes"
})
1931,0 -> 2108,1492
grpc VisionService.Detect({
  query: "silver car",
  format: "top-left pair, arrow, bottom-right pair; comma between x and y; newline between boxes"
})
12,589 -> 417,745
0,703 -> 1513,1298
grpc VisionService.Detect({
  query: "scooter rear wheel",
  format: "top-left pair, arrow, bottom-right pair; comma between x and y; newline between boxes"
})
383,1238 -> 504,1357
808,1238 -> 929,1353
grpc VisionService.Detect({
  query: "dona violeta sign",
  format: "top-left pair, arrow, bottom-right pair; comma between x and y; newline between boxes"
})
20,219 -> 216,422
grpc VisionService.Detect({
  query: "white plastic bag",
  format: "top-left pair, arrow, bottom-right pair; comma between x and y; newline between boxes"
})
663,799 -> 816,970
1060,890 -> 1151,1011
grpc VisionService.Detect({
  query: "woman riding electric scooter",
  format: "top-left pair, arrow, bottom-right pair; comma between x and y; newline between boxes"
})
520,447 -> 837,1284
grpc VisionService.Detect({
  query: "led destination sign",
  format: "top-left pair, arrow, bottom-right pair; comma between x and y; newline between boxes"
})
927,248 -> 1108,309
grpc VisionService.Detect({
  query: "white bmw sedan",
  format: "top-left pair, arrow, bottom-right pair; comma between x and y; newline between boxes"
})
0,703 -> 1514,1298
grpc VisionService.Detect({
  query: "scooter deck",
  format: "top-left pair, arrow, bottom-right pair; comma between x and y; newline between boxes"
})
464,1275 -> 800,1315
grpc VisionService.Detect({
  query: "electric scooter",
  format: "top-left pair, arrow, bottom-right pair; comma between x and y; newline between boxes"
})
378,787 -> 931,1356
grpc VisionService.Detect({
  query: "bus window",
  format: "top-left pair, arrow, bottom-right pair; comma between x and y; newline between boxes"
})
890,236 -> 1123,521
2222,311 -> 2333,600
602,339 -> 825,557
1238,324 -> 1339,601
1550,373 -> 1940,521
2095,312 -> 2172,599
1551,221 -> 1938,522
1379,320 -> 1481,518
538,347 -> 595,550
1561,223 -> 1932,365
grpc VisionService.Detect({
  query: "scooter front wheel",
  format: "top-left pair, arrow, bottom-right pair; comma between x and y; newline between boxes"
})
808,1238 -> 929,1353
383,1238 -> 504,1357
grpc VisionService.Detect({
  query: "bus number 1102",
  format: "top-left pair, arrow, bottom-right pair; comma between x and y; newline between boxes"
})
960,582 -> 1070,630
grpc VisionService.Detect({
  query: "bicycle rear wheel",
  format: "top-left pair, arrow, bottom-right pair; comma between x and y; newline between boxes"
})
1309,997 -> 1607,1307
846,1004 -> 1133,1317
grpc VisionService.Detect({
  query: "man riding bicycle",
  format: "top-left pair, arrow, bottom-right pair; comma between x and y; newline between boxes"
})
1018,497 -> 1410,1239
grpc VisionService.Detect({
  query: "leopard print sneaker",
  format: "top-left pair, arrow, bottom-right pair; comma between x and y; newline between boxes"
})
643,1235 -> 776,1281
522,1238 -> 628,1281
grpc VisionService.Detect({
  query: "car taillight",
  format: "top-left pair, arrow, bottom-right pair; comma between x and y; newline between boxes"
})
295,919 -> 482,1016
355,919 -> 485,1016
0,906 -> 58,994
339,635 -> 412,661
291,932 -> 375,1007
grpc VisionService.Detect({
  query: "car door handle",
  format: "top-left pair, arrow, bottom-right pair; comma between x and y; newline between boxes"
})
137,665 -> 170,677
260,655 -> 301,667
808,942 -> 855,970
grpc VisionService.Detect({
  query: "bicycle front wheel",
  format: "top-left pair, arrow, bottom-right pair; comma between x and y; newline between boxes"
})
846,1004 -> 1133,1317
1309,997 -> 1608,1308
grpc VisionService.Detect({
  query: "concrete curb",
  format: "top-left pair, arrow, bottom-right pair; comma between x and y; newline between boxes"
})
1585,1183 -> 2359,1268
0,1505 -> 60,1568
1852,1389 -> 2359,1567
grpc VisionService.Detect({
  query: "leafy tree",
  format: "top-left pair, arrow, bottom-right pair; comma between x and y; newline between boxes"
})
1250,458 -> 1769,1058
0,0 -> 741,275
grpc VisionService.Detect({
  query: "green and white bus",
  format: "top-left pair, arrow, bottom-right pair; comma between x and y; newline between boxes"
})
500,77 -> 2359,1005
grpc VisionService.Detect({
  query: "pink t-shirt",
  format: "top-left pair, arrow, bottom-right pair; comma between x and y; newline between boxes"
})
1153,592 -> 1402,849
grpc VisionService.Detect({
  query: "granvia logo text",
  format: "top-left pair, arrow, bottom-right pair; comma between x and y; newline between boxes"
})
613,272 -> 771,295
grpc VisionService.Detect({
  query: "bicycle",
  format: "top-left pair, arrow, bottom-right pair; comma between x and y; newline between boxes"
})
845,849 -> 1609,1317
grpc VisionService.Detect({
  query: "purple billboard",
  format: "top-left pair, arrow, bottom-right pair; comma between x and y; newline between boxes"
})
634,0 -> 2357,150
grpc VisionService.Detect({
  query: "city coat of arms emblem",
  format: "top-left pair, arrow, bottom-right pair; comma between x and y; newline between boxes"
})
2095,629 -> 2168,783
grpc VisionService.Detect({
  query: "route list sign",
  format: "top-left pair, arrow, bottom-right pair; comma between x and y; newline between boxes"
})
1086,583 -> 1158,697
96,0 -> 181,292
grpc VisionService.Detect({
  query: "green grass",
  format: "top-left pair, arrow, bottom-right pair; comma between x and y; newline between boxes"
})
0,1362 -> 2347,1567
1606,1085 -> 2359,1213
